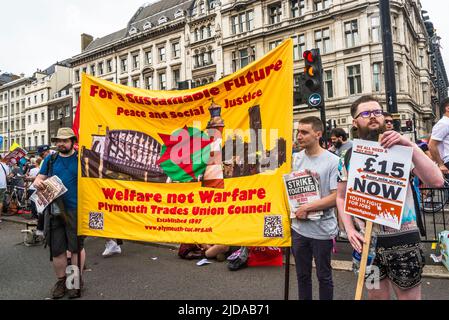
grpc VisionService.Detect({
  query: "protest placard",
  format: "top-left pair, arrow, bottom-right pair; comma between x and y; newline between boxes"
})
283,170 -> 323,219
2,147 -> 27,166
344,139 -> 413,230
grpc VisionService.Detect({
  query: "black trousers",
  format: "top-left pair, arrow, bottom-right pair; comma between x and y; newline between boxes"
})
291,229 -> 334,300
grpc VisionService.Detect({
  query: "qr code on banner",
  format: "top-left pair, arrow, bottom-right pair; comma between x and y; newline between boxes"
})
89,212 -> 104,230
263,215 -> 283,238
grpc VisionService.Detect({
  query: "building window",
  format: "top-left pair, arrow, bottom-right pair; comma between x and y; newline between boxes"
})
145,50 -> 152,65
121,57 -> 128,72
315,28 -> 331,54
347,65 -> 362,95
34,136 -> 38,147
132,78 -> 140,88
65,106 -> 70,117
28,115 -> 31,124
269,40 -> 282,51
58,108 -> 63,119
145,76 -> 153,90
34,113 -> 38,123
373,63 -> 382,92
172,42 -> 181,58
231,11 -> 254,34
158,46 -> 166,62
90,64 -> 96,76
41,94 -> 44,103
50,110 -> 54,121
324,70 -> 333,98
345,20 -> 359,48
200,1 -> 205,14
392,15 -> 398,42
75,70 -> 80,82
395,62 -> 401,91
28,137 -> 31,147
173,69 -> 180,89
98,62 -> 104,75
132,54 -> 140,69
232,47 -> 255,72
291,0 -> 305,17
107,59 -> 113,72
314,0 -> 331,11
159,73 -> 166,90
41,111 -> 45,123
293,34 -> 305,61
269,3 -> 282,24
371,16 -> 381,43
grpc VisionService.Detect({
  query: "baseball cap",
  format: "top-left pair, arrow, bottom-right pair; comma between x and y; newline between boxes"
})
37,145 -> 50,155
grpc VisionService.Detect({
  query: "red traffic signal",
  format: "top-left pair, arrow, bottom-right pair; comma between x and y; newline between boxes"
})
303,50 -> 317,63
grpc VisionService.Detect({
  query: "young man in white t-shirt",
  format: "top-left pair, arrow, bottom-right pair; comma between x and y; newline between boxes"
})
429,98 -> 449,175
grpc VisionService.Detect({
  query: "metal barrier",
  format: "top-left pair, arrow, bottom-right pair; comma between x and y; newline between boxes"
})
418,187 -> 449,242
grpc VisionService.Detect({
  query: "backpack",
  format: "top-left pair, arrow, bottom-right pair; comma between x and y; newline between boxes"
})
343,148 -> 426,237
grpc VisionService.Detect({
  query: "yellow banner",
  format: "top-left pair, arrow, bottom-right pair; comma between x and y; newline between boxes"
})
78,39 -> 293,246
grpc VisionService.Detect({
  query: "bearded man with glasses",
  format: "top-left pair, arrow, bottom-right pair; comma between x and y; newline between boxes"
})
336,95 -> 444,300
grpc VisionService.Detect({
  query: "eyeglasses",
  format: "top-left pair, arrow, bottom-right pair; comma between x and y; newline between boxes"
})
385,120 -> 393,124
355,109 -> 384,119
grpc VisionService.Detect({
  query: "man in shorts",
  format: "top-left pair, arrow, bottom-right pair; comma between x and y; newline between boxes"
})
336,96 -> 444,300
34,128 -> 84,299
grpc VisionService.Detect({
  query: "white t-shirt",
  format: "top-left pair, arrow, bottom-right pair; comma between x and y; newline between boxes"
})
28,167 -> 40,177
431,116 -> 449,164
0,163 -> 11,189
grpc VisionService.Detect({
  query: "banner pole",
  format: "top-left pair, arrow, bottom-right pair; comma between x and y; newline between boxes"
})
354,220 -> 373,300
284,247 -> 291,300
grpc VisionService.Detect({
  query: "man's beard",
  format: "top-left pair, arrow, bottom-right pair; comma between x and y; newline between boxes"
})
334,141 -> 343,149
357,123 -> 386,141
57,144 -> 73,154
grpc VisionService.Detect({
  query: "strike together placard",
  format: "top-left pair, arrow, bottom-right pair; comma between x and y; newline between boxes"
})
78,40 -> 293,246
344,139 -> 413,230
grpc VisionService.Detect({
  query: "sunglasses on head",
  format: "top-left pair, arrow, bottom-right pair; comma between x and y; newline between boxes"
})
355,109 -> 384,119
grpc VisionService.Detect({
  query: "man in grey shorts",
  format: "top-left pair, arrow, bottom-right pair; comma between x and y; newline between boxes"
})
34,128 -> 84,299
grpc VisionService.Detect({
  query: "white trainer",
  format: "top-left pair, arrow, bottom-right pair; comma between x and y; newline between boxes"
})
102,240 -> 122,257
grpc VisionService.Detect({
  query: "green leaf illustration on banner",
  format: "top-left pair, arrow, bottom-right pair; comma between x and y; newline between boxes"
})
157,126 -> 212,182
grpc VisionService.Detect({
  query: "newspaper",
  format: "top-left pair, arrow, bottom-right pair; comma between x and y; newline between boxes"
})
30,176 -> 68,214
283,170 -> 323,220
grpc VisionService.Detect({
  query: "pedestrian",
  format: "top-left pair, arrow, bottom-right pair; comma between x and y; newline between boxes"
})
0,155 -> 11,223
33,128 -> 85,299
291,116 -> 339,300
429,98 -> 449,175
336,95 -> 444,300
330,128 -> 353,157
383,112 -> 394,131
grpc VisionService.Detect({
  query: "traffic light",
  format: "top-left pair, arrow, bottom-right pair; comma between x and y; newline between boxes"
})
303,49 -> 324,109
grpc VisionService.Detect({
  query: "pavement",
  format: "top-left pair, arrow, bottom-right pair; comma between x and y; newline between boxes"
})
1,216 -> 449,300
3,214 -> 448,279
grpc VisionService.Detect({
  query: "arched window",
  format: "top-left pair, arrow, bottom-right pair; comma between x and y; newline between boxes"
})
129,27 -> 137,35
201,26 -> 207,39
158,16 -> 168,25
143,22 -> 152,30
207,24 -> 212,38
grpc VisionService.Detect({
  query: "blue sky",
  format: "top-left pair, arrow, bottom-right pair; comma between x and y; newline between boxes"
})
0,0 -> 447,78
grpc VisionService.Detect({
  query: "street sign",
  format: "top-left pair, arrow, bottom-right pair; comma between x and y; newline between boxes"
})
308,93 -> 322,108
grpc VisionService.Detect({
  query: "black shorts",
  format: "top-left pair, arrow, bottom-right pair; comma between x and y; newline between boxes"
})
372,232 -> 425,289
49,208 -> 85,258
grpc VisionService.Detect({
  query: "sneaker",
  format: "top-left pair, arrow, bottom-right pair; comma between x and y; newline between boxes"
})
51,277 -> 67,299
102,240 -> 122,257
